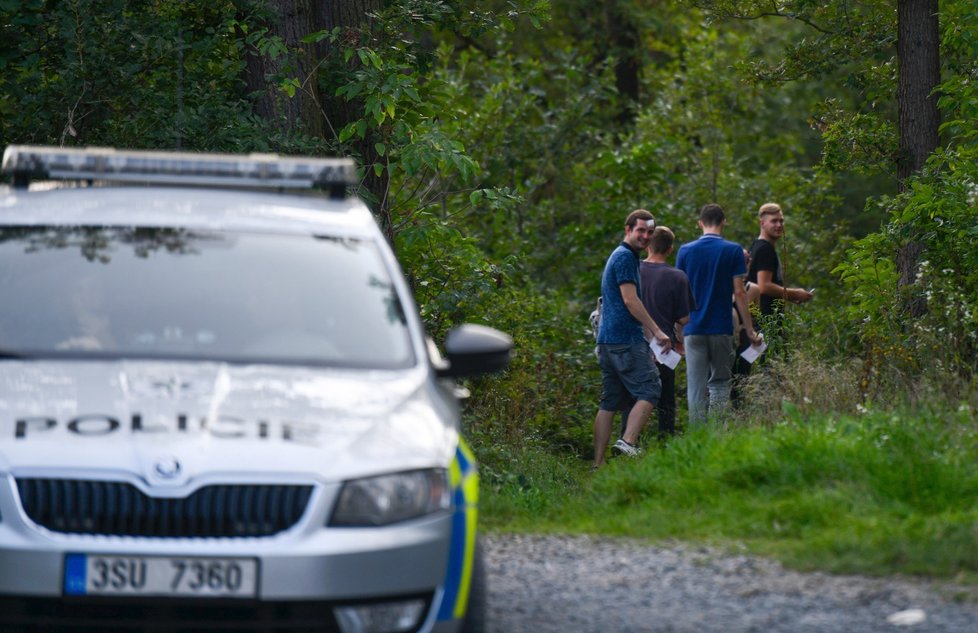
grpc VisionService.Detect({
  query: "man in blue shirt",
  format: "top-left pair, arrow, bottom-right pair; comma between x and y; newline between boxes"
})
594,209 -> 671,468
677,203 -> 761,426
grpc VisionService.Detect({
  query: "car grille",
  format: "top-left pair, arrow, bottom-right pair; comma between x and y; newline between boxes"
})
0,596 -> 348,633
15,478 -> 314,538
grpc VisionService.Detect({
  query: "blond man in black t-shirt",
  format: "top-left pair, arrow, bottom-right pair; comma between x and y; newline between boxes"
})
747,203 -> 814,341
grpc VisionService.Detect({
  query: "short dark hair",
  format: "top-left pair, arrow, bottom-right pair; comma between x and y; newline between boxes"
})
649,226 -> 675,254
625,208 -> 655,229
699,203 -> 725,227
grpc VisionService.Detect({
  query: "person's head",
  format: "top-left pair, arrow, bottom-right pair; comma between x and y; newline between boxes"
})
742,247 -> 751,269
758,202 -> 785,241
623,208 -> 655,250
648,226 -> 675,256
698,203 -> 725,232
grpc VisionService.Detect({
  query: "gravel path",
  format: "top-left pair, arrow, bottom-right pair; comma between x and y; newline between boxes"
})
484,534 -> 978,633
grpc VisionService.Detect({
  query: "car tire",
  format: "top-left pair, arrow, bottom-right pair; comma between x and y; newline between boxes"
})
460,539 -> 487,633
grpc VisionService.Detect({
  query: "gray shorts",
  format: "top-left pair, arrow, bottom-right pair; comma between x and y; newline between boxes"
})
597,342 -> 661,411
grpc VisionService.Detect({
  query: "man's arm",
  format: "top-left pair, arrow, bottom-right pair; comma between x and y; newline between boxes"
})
745,280 -> 760,305
620,283 -> 670,348
673,315 -> 689,351
756,270 -> 814,304
733,277 -> 761,345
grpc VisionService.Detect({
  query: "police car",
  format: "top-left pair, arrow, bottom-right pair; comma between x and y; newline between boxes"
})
0,146 -> 511,633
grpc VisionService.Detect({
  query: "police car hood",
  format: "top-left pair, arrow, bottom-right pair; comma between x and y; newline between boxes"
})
0,361 -> 457,484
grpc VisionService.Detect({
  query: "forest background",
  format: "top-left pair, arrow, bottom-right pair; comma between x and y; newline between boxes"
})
3,0 -> 978,580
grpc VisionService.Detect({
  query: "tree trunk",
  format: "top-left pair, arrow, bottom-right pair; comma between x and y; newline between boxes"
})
603,0 -> 641,125
896,0 -> 940,184
312,0 -> 391,243
242,0 -> 323,140
895,0 -> 941,316
242,0 -> 392,242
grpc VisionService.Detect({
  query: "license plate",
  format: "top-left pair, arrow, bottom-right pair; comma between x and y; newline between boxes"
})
64,554 -> 258,598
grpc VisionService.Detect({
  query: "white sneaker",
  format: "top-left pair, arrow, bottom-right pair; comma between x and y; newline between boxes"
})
611,438 -> 642,456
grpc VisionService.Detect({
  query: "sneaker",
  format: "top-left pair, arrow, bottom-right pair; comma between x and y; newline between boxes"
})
611,438 -> 642,457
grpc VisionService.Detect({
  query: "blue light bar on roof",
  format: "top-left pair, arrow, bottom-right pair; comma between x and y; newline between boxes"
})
1,145 -> 358,190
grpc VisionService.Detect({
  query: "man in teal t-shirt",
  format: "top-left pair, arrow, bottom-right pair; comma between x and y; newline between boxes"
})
593,209 -> 671,468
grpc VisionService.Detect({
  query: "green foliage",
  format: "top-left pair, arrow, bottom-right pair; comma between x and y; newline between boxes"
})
432,42 -> 622,270
0,1 -> 283,152
461,286 -> 599,457
835,143 -> 978,392
696,0 -> 896,85
813,104 -> 898,174
395,216 -> 517,340
304,1 -> 551,216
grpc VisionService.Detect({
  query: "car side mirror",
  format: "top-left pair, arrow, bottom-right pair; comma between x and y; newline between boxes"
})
435,324 -> 512,378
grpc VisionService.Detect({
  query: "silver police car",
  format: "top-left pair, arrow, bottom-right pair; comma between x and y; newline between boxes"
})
0,146 -> 511,633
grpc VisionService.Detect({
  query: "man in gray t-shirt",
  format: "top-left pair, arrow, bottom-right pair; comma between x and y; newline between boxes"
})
593,209 -> 670,468
639,226 -> 694,438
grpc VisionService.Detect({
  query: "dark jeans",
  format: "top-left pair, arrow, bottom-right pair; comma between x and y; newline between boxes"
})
731,354 -> 752,408
654,362 -> 676,438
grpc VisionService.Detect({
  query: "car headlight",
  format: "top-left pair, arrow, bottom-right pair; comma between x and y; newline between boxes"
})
329,469 -> 450,527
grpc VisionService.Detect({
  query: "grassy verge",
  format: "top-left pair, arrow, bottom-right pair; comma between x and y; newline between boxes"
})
474,404 -> 978,583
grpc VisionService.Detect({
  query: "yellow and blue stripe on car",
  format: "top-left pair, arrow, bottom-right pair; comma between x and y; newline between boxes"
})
436,439 -> 478,623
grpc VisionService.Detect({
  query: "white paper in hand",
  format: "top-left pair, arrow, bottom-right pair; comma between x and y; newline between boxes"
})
740,334 -> 767,364
650,339 -> 682,370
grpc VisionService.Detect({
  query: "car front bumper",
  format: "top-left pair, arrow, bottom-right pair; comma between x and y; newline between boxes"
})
0,450 -> 480,633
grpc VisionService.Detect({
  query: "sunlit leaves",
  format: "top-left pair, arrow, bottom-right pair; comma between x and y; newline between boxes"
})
811,102 -> 898,174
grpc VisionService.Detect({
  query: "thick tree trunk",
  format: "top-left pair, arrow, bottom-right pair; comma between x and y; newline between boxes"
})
242,0 -> 392,242
242,0 -> 323,139
896,0 -> 940,183
895,0 -> 941,316
312,0 -> 391,243
603,0 -> 641,125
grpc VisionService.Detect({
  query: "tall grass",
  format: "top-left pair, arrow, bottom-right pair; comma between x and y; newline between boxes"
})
473,398 -> 978,580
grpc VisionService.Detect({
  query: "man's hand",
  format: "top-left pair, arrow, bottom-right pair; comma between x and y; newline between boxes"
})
655,330 -> 672,351
645,328 -> 672,352
653,329 -> 672,352
789,288 -> 814,304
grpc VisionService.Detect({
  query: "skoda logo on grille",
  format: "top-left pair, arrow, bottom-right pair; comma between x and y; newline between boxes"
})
153,457 -> 182,479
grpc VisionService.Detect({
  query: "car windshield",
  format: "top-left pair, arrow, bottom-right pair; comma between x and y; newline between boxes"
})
0,226 -> 415,368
